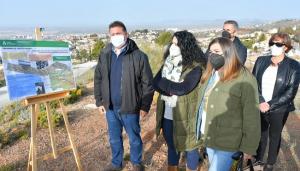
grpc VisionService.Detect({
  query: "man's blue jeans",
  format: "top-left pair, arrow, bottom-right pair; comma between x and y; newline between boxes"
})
106,109 -> 143,167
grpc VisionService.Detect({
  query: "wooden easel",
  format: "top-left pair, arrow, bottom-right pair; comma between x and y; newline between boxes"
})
26,91 -> 83,171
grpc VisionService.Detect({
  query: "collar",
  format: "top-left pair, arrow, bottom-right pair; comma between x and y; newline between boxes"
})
269,55 -> 287,66
112,43 -> 128,55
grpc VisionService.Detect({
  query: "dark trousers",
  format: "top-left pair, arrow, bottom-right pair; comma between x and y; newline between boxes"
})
256,109 -> 289,164
162,118 -> 201,170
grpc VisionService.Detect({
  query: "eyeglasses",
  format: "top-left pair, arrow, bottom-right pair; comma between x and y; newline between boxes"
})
269,42 -> 285,47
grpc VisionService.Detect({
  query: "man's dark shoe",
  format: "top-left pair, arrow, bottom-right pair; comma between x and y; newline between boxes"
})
132,164 -> 145,171
253,160 -> 264,166
102,163 -> 122,171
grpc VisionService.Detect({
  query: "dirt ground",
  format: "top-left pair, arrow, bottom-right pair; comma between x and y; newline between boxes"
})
0,83 -> 299,171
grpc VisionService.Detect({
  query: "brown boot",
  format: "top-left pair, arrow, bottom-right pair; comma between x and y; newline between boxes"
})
168,165 -> 179,171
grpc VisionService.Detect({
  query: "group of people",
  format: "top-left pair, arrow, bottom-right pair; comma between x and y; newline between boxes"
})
94,20 -> 300,171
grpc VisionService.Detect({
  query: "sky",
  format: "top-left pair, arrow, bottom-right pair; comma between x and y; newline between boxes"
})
1,0 -> 300,29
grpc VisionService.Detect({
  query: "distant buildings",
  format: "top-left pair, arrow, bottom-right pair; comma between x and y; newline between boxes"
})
268,28 -> 278,34
130,30 -> 158,43
0,23 -> 299,63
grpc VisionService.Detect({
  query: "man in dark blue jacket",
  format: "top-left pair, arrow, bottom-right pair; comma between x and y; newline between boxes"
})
222,20 -> 248,65
94,21 -> 154,171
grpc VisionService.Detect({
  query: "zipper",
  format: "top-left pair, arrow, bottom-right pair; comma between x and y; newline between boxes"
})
120,57 -> 123,112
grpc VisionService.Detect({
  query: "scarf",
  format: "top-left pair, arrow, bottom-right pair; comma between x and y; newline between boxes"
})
161,45 -> 183,107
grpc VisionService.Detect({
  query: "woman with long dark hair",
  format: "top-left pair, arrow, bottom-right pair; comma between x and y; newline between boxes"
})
195,37 -> 261,171
153,30 -> 206,171
253,33 -> 300,171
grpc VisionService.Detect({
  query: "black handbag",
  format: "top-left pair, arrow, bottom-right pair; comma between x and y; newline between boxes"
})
231,152 -> 254,171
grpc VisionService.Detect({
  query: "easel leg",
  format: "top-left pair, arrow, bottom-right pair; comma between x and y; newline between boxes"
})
28,104 -> 38,171
59,100 -> 83,171
27,141 -> 32,171
45,102 -> 58,158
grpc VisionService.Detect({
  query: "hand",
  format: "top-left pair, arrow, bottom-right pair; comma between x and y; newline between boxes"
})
243,153 -> 253,161
140,110 -> 148,118
98,106 -> 106,114
259,102 -> 270,113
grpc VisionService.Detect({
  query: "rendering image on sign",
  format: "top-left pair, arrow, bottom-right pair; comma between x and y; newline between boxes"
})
0,40 -> 76,101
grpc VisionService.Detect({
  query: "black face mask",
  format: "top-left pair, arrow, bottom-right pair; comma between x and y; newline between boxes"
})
208,52 -> 225,70
221,30 -> 232,39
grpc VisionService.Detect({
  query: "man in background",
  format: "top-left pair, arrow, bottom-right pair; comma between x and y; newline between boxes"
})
222,20 -> 248,65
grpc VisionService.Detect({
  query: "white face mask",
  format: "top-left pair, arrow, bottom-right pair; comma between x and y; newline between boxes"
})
169,44 -> 181,57
111,35 -> 126,48
270,45 -> 284,57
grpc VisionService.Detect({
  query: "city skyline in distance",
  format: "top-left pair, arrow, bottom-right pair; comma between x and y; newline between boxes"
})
0,18 -> 298,34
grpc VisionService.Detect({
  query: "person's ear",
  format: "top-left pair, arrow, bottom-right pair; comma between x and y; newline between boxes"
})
125,32 -> 129,39
233,30 -> 237,37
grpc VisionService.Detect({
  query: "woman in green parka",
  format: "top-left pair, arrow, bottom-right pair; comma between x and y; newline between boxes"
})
153,31 -> 206,171
195,37 -> 261,171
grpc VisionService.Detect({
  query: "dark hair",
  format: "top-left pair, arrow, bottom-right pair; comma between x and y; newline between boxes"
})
109,21 -> 127,32
269,32 -> 293,53
163,30 -> 206,68
201,37 -> 243,83
224,20 -> 239,29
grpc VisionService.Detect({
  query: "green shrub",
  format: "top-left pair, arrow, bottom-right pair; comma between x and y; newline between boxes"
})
37,104 -> 63,128
0,163 -> 15,171
0,127 -> 29,148
0,102 -> 24,125
63,86 -> 83,105
139,42 -> 164,74
0,130 -> 9,147
0,80 -> 5,87
0,161 -> 26,171
155,31 -> 172,46
241,38 -> 255,49
49,100 -> 60,109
